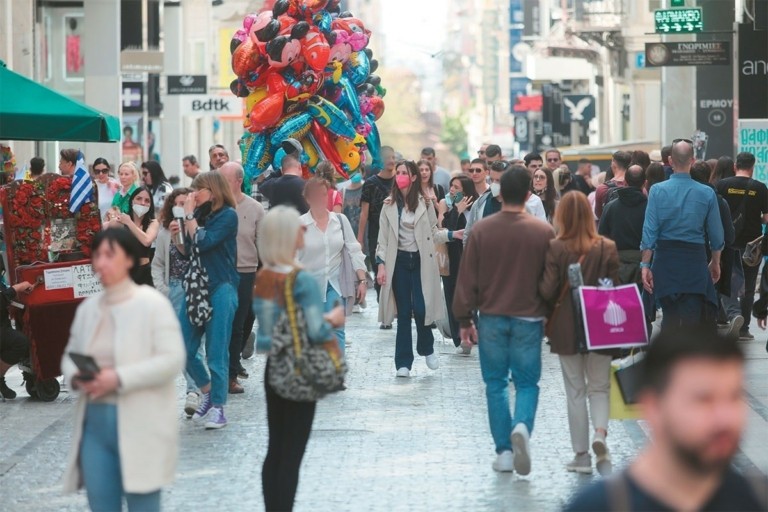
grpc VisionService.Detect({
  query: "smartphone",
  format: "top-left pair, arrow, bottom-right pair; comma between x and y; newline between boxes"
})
69,352 -> 101,381
454,192 -> 464,203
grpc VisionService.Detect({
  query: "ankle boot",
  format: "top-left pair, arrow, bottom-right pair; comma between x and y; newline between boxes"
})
0,377 -> 17,399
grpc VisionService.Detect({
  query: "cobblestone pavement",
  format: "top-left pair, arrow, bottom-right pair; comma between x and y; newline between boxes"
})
2,293 -> 767,511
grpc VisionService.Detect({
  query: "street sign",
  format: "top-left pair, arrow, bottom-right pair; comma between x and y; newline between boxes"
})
738,120 -> 768,182
180,95 -> 241,118
120,50 -> 164,73
645,41 -> 730,67
514,116 -> 528,143
635,52 -> 646,68
167,75 -> 207,95
671,0 -> 685,6
654,8 -> 703,33
122,82 -> 143,112
561,95 -> 596,124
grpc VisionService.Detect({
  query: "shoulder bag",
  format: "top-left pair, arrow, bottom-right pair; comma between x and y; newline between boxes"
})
545,253 -> 586,338
182,239 -> 211,327
268,270 -> 348,402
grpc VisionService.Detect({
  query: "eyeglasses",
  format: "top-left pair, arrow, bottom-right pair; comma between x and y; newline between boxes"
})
94,168 -> 109,175
468,168 -> 485,174
533,175 -> 547,181
673,138 -> 693,144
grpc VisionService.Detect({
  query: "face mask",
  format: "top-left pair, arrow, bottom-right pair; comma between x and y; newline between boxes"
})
445,195 -> 453,208
172,206 -> 186,219
396,174 -> 411,190
133,204 -> 150,217
490,182 -> 501,197
351,173 -> 363,184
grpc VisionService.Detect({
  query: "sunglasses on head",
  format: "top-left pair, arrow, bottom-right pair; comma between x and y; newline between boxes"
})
490,161 -> 509,172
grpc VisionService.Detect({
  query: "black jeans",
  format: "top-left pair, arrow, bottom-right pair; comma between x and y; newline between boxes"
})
263,366 -> 316,512
229,271 -> 256,378
741,258 -> 760,332
441,274 -> 460,346
0,326 -> 29,366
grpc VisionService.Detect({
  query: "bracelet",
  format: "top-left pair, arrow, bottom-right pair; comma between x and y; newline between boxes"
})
639,262 -> 651,269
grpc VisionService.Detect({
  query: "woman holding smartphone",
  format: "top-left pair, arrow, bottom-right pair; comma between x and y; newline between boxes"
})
61,228 -> 185,511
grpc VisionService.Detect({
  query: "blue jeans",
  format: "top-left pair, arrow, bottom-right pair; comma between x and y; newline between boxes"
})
170,280 -> 199,394
80,403 -> 161,512
178,282 -> 237,406
230,271 -> 256,378
392,250 -> 434,369
324,283 -> 347,352
477,315 -> 543,453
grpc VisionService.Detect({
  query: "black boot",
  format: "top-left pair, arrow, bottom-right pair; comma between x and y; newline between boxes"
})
0,377 -> 17,399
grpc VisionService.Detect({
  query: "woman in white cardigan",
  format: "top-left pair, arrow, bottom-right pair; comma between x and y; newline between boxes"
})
298,178 -> 368,352
61,228 -> 185,512
376,160 -> 463,377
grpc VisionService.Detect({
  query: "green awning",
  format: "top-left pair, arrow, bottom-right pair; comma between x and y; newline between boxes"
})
0,60 -> 120,142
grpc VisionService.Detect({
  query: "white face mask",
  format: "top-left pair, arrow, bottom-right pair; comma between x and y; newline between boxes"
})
133,204 -> 150,217
172,206 -> 186,219
490,182 -> 501,197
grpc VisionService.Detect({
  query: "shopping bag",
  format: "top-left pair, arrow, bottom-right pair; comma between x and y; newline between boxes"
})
579,284 -> 648,351
614,351 -> 646,405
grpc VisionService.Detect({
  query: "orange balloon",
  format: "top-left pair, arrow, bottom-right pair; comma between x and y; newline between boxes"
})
232,39 -> 260,77
249,94 -> 286,133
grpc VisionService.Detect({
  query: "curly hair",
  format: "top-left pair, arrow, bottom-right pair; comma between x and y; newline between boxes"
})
159,187 -> 192,228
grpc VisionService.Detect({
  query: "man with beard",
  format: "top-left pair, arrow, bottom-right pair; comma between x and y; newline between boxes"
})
566,328 -> 767,511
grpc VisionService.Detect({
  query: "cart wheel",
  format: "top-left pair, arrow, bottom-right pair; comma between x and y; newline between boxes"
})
34,378 -> 60,402
23,372 -> 39,399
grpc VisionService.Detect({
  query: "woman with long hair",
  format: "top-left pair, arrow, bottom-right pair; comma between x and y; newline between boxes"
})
298,178 -> 368,352
438,175 -> 478,352
106,186 -> 159,286
539,192 -> 619,476
151,188 -> 202,416
711,156 -> 735,185
179,172 -> 239,429
141,160 -> 174,211
111,161 -> 140,215
417,158 -> 445,216
376,160 -> 459,377
253,206 -> 345,512
533,167 -> 558,223
315,161 -> 343,213
61,228 -> 185,511
92,157 -> 119,220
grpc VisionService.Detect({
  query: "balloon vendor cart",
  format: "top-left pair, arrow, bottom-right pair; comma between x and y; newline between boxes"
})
0,175 -> 102,401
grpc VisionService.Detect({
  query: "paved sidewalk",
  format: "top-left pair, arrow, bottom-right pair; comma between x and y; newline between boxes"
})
1,294 -> 766,511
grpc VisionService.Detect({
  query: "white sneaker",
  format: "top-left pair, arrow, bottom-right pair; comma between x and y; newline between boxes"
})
352,304 -> 362,314
511,423 -> 531,475
425,353 -> 440,370
592,432 -> 613,476
455,344 -> 472,355
566,453 -> 593,474
727,315 -> 744,341
396,367 -> 410,378
492,450 -> 515,472
184,392 -> 200,418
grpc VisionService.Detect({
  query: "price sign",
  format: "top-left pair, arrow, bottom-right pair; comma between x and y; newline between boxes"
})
654,8 -> 703,33
44,268 -> 73,290
72,264 -> 103,298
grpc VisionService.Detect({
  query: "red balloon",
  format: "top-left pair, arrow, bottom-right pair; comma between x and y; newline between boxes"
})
310,121 -> 347,179
232,39 -> 261,77
369,96 -> 385,121
249,94 -> 286,132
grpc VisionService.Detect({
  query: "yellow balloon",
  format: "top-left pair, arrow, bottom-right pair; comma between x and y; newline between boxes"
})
334,137 -> 361,172
245,87 -> 268,112
302,138 -> 319,168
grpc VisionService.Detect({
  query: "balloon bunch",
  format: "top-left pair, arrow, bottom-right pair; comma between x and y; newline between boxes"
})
230,0 -> 386,184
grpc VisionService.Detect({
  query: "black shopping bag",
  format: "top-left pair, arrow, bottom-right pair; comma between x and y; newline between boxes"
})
614,356 -> 646,405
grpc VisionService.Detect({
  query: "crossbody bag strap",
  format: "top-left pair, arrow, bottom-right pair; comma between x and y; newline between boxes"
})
283,270 -> 302,359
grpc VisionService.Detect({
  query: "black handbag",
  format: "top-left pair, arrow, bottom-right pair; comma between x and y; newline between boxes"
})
183,240 -> 212,327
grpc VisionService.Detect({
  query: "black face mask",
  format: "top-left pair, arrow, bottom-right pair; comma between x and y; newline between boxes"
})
194,201 -> 213,225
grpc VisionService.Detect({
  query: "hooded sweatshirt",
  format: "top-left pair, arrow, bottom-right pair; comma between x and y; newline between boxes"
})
598,186 -> 647,251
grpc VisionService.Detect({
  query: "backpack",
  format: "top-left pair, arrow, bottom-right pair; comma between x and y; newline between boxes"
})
601,180 -> 621,210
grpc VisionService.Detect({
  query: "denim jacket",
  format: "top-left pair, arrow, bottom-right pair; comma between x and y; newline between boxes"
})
252,268 -> 334,353
188,206 -> 239,293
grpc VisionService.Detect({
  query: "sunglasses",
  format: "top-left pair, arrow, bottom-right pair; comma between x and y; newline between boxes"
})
94,168 -> 109,175
547,158 -> 560,162
468,168 -> 485,174
673,138 -> 693,144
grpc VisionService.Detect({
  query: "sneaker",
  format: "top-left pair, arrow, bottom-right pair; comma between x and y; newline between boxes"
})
192,392 -> 213,423
242,332 -> 256,359
396,367 -> 410,378
229,378 -> 245,394
456,342 -> 472,355
0,377 -> 17,400
425,353 -> 440,370
184,392 -> 200,418
566,453 -> 593,474
511,423 -> 531,476
380,323 -> 392,330
739,330 -> 755,341
727,316 -> 744,341
492,450 -> 515,472
237,368 -> 249,380
592,432 -> 613,476
352,304 -> 362,314
204,406 -> 228,430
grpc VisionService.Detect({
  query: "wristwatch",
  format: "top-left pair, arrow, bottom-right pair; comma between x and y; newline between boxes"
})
185,213 -> 195,221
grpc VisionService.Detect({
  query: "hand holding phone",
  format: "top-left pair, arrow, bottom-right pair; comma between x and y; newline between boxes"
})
69,352 -> 100,381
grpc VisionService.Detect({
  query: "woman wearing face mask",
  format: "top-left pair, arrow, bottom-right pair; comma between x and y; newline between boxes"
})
376,160 -> 462,378
141,160 -> 174,212
417,159 -> 445,216
438,175 -> 478,353
151,188 -> 202,417
111,162 -> 140,215
107,186 -> 159,286
298,178 -> 368,352
533,167 -> 558,223
60,228 -> 185,512
92,158 -> 119,221
179,172 -> 239,430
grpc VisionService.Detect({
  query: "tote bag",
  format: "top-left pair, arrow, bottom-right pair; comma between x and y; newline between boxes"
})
579,284 -> 648,351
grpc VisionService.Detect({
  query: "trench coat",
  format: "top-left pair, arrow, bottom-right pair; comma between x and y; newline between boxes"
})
376,196 -> 449,326
60,283 -> 185,494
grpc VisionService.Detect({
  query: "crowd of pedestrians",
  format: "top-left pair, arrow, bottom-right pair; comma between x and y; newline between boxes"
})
2,137 -> 767,512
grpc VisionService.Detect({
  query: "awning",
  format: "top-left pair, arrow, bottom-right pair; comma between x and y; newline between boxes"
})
0,60 -> 120,143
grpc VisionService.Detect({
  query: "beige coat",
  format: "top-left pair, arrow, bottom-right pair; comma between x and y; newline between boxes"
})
376,196 -> 449,326
60,284 -> 186,494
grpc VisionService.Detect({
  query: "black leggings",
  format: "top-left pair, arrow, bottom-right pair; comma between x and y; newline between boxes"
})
262,366 -> 316,512
0,327 -> 30,366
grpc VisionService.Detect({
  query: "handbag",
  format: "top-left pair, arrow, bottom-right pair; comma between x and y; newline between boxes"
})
579,283 -> 648,350
609,352 -> 644,420
268,270 -> 348,402
435,243 -> 450,277
182,240 -> 211,327
336,213 -> 357,315
545,253 -> 585,338
743,234 -> 764,268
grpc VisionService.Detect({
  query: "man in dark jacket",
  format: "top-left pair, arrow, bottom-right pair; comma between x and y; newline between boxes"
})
599,165 -> 647,286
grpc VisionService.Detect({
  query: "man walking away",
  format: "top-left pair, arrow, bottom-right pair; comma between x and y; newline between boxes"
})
716,152 -> 768,341
640,140 -> 724,330
454,166 -> 555,476
259,155 -> 309,214
566,328 -> 768,511
594,151 -> 632,219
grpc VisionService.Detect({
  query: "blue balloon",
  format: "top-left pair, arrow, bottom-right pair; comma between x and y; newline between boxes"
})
272,148 -> 287,170
366,114 -> 383,171
346,51 -> 370,86
244,132 -> 268,182
338,76 -> 365,128
269,112 -> 312,147
313,11 -> 332,34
